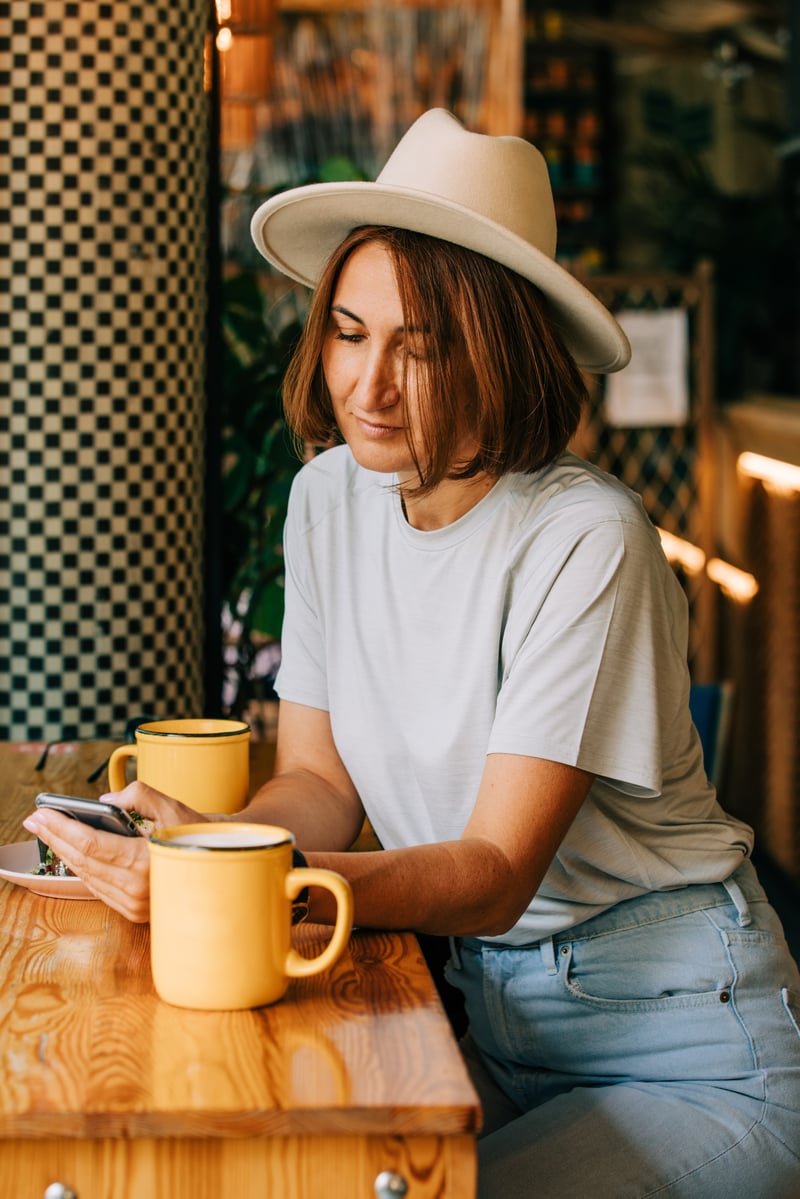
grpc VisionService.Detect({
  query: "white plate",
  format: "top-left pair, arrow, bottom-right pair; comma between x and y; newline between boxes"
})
0,841 -> 95,900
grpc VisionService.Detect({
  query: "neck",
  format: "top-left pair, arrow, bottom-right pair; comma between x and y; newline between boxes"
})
399,472 -> 496,530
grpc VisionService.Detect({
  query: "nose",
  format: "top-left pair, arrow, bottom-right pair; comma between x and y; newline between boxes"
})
355,347 -> 401,412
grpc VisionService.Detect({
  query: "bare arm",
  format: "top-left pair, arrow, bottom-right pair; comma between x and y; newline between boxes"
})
303,751 -> 594,938
200,701 -> 593,936
233,701 -> 365,851
250,701 -> 594,937
20,701 -> 363,923
23,700 -> 592,937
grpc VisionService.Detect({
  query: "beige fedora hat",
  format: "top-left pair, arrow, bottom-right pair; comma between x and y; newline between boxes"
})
250,108 -> 630,373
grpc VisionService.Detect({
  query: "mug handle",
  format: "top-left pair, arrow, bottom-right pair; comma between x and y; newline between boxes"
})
284,868 -> 353,979
108,744 -> 137,792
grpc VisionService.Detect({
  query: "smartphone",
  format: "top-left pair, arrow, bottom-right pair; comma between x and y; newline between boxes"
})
35,793 -> 144,837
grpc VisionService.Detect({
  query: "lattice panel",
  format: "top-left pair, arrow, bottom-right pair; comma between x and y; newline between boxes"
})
0,0 -> 211,741
573,264 -> 716,679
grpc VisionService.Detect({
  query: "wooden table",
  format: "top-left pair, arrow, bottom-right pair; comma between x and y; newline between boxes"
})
0,740 -> 480,1199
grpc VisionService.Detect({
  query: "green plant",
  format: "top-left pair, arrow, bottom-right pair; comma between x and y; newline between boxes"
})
219,155 -> 368,720
220,270 -> 304,714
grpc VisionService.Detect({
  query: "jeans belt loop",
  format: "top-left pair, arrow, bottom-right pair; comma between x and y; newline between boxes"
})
722,876 -> 752,927
448,935 -> 464,970
540,935 -> 558,975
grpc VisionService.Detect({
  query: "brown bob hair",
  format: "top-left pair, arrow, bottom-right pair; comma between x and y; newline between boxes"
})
282,226 -> 589,495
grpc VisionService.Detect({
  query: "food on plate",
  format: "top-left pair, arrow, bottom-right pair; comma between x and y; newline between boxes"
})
33,844 -> 75,877
129,811 -> 157,836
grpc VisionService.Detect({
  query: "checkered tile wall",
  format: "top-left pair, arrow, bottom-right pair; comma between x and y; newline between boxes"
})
0,1 -> 211,741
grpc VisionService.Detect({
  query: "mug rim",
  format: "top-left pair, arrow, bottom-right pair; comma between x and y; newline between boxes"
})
137,719 -> 250,739
149,822 -> 293,852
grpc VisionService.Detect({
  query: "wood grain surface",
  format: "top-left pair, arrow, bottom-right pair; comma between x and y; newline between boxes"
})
0,740 -> 479,1198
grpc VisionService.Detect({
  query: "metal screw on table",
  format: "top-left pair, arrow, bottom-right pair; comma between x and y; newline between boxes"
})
44,1185 -> 78,1199
374,1171 -> 408,1198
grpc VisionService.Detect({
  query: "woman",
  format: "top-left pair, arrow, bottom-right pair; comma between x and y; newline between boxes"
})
26,109 -> 800,1196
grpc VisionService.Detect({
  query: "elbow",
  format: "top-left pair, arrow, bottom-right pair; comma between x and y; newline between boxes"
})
455,839 -> 540,938
469,908 -> 528,939
466,889 -> 533,939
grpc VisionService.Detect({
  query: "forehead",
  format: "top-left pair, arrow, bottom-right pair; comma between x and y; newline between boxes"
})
333,241 -> 400,302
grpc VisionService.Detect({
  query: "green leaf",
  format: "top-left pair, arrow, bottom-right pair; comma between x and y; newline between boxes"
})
248,578 -> 286,641
318,154 -> 367,183
222,451 -> 255,513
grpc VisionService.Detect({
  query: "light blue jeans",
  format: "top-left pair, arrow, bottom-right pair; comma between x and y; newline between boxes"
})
445,859 -> 800,1197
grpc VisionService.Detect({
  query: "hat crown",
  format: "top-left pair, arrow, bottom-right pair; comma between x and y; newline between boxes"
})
375,109 -> 557,260
249,107 -> 630,372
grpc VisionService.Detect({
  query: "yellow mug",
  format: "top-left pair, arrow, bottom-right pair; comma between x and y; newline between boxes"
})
107,719 -> 250,813
148,823 -> 354,1010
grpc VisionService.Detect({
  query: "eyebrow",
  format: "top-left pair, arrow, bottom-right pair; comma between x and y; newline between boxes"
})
331,304 -> 368,325
330,305 -> 428,334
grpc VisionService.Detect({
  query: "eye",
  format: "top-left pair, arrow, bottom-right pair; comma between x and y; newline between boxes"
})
401,327 -> 432,362
403,342 -> 429,363
328,313 -> 365,344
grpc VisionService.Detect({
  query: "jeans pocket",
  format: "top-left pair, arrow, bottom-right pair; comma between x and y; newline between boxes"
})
562,912 -> 732,1011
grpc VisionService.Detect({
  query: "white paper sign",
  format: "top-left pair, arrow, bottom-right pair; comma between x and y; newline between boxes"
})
604,309 -> 690,427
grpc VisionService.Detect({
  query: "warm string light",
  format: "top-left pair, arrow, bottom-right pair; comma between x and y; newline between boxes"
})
706,558 -> 759,602
656,528 -> 758,604
657,528 -> 706,575
737,451 -> 800,495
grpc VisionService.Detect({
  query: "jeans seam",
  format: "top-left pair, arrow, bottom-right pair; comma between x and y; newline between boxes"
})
782,987 -> 800,1040
555,896 -> 762,949
480,946 -> 515,1064
702,909 -> 764,1074
640,1110 -> 764,1196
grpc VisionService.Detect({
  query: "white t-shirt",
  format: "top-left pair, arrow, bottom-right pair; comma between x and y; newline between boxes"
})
275,444 -> 752,944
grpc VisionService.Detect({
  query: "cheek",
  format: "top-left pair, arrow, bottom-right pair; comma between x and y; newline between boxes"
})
321,346 -> 337,391
322,347 -> 356,411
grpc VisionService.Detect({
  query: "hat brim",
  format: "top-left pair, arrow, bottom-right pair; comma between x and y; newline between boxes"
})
251,182 -> 631,373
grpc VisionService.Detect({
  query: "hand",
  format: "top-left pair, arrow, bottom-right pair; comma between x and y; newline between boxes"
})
108,780 -> 211,832
22,782 -> 208,923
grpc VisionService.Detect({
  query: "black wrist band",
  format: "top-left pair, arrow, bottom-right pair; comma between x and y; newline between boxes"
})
292,848 -> 310,924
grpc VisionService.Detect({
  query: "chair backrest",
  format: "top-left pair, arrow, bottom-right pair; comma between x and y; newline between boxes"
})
689,681 -> 735,792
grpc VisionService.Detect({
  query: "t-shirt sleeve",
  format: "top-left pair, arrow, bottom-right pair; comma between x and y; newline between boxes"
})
487,513 -> 687,796
272,476 -> 330,712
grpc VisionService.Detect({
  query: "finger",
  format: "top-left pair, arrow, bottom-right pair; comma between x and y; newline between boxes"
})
23,808 -> 97,864
22,810 -> 152,922
100,781 -> 208,827
100,780 -> 170,812
78,872 -> 151,923
23,809 -> 143,874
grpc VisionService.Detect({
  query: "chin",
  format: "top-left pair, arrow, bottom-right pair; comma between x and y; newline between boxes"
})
345,439 -> 416,478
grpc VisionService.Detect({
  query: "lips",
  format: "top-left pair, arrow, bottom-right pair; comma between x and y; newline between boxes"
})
355,416 -> 405,436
